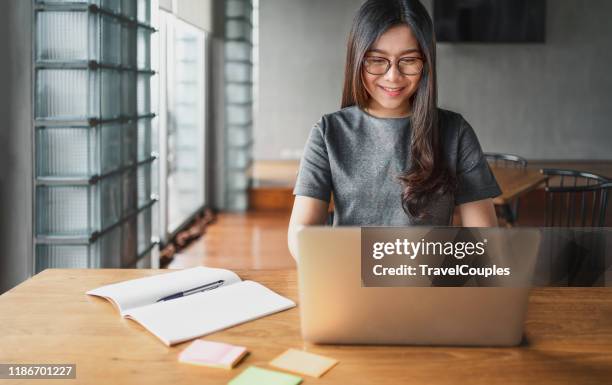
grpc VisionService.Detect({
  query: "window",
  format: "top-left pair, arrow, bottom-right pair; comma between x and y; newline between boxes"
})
33,0 -> 158,270
157,11 -> 207,238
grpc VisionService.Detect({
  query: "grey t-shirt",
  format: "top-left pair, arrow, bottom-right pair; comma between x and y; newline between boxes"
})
293,105 -> 501,226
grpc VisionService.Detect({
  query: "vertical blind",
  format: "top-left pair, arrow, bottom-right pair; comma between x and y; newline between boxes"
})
34,0 -> 158,271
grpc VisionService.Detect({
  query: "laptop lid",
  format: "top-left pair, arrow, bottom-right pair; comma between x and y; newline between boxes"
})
297,227 -> 540,346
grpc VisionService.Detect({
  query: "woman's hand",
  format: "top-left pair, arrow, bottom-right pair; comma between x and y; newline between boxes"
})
287,196 -> 330,261
457,198 -> 498,227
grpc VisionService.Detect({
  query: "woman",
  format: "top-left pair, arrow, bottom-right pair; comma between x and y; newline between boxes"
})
288,0 -> 500,260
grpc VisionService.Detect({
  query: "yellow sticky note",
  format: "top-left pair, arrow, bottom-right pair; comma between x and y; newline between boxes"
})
270,349 -> 339,378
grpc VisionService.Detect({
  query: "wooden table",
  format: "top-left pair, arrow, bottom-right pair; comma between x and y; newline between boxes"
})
491,167 -> 548,205
491,167 -> 548,225
1,269 -> 612,384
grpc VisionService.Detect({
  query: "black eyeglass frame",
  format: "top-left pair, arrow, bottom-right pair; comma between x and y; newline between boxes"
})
362,56 -> 424,76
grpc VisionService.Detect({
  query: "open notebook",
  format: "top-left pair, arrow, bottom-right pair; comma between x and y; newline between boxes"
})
86,267 -> 296,346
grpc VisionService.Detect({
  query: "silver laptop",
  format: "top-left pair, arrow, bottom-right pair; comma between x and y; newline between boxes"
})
297,227 -> 541,346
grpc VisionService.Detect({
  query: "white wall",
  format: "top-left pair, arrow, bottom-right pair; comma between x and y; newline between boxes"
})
159,0 -> 172,11
434,0 -> 612,160
256,0 -> 363,160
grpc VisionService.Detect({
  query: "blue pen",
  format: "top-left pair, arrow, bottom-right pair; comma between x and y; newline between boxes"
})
157,280 -> 225,302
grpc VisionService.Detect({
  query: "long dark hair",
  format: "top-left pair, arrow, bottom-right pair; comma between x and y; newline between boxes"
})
341,0 -> 454,219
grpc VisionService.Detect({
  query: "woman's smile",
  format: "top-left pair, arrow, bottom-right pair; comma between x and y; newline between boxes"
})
378,85 -> 406,97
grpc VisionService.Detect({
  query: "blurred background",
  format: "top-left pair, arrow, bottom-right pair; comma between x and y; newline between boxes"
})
1,0 -> 611,293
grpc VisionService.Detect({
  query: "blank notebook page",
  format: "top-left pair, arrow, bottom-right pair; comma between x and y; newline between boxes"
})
124,280 -> 295,345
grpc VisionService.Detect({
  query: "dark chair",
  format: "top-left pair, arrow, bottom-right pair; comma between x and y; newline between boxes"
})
537,173 -> 611,286
540,169 -> 611,227
484,152 -> 528,169
484,152 -> 528,225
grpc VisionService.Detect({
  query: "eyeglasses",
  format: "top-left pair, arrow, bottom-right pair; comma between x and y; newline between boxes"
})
363,56 -> 424,76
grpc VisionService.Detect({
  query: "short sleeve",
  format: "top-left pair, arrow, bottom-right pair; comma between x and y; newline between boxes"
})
454,117 -> 502,205
293,122 -> 332,202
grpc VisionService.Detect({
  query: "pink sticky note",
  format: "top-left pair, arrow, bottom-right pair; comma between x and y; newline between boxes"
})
178,340 -> 248,369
